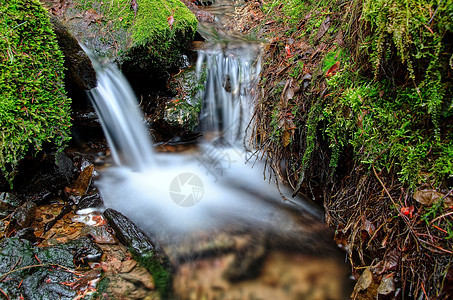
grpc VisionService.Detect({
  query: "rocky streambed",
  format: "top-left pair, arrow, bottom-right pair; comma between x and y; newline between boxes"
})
0,146 -> 353,299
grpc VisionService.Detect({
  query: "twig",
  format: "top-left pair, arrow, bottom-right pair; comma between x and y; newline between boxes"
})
0,287 -> 9,300
0,263 -> 83,281
0,258 -> 21,282
428,0 -> 444,24
0,264 -> 49,281
430,211 -> 453,224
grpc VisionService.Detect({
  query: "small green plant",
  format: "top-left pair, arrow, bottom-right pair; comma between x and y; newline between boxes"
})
289,61 -> 305,78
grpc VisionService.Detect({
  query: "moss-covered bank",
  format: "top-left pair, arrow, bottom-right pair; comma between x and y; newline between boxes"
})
0,0 -> 71,186
242,0 -> 453,298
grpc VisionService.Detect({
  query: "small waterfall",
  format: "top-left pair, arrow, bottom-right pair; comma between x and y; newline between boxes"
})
196,43 -> 261,145
87,43 -> 319,241
87,62 -> 155,170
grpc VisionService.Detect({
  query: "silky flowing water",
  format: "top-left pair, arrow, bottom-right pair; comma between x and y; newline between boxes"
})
87,1 -> 353,298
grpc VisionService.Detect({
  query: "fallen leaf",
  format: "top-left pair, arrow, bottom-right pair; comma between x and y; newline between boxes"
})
84,9 -> 102,25
70,164 -> 94,198
285,45 -> 291,57
374,248 -> 400,274
315,16 -> 330,41
413,190 -> 453,206
377,274 -> 395,295
325,61 -> 340,77
353,267 -> 373,295
362,218 -> 375,235
334,229 -> 349,251
282,130 -> 292,147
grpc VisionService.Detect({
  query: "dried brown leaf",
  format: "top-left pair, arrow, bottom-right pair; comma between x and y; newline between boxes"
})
71,164 -> 94,197
413,190 -> 453,206
315,17 -> 330,41
362,219 -> 375,236
354,267 -> 373,294
377,274 -> 395,295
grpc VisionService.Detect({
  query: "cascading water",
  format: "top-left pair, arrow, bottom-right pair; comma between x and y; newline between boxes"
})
88,61 -> 155,170
87,44 -> 305,241
196,43 -> 261,144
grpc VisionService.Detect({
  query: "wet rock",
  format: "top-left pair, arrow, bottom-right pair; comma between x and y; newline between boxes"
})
103,208 -> 173,297
16,152 -> 77,203
0,238 -> 43,299
163,64 -> 204,135
6,201 -> 36,235
81,225 -> 116,244
22,268 -> 78,300
69,109 -> 107,147
0,192 -> 22,218
49,16 -> 97,107
47,0 -> 198,97
0,237 -> 101,299
13,227 -> 39,244
77,193 -> 104,211
37,236 -> 102,268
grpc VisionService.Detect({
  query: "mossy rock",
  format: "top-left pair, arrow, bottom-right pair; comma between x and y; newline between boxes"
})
164,64 -> 205,132
57,0 -> 198,93
0,0 -> 72,186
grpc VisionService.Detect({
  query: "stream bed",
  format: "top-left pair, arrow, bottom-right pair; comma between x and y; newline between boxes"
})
80,1 -> 355,299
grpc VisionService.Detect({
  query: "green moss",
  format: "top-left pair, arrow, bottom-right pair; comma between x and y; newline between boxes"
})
73,0 -> 197,69
256,1 -> 452,297
320,0 -> 453,188
325,65 -> 453,187
128,248 -> 172,299
0,0 -> 71,186
165,65 -> 205,131
261,0 -> 453,189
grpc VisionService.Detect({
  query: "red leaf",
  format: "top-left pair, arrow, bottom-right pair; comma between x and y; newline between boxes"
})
325,61 -> 340,77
